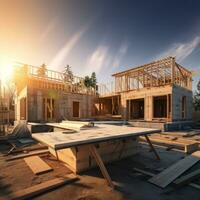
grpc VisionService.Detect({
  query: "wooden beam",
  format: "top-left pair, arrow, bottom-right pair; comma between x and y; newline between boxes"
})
89,144 -> 114,189
6,149 -> 49,161
148,151 -> 200,188
133,167 -> 200,190
8,174 -> 78,200
144,135 -> 160,160
174,168 -> 200,187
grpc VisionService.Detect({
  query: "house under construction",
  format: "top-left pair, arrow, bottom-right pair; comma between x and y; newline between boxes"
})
14,65 -> 97,122
14,57 -> 193,129
98,57 -> 193,126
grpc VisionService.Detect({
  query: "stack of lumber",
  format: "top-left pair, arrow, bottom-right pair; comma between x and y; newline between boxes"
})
140,134 -> 199,153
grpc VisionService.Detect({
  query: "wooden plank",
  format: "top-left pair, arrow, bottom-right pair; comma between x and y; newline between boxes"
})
24,156 -> 53,175
89,145 -> 114,189
9,174 -> 78,200
133,167 -> 155,176
133,167 -> 200,190
144,135 -> 160,160
6,149 -> 49,161
148,151 -> 200,188
174,169 -> 200,186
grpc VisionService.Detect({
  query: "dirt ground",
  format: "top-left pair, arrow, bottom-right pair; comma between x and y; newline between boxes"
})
1,141 -> 200,200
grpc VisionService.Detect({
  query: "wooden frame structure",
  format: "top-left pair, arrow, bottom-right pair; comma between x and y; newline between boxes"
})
112,57 -> 192,92
97,57 -> 193,123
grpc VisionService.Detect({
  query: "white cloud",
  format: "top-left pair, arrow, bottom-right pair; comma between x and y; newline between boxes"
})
156,36 -> 200,62
40,17 -> 58,41
86,46 -> 110,74
50,26 -> 88,67
112,42 -> 128,68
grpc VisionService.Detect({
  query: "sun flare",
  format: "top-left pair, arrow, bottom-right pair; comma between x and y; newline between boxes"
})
0,56 -> 14,83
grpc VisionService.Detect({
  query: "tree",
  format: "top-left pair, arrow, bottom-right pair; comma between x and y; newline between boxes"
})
193,80 -> 200,110
84,75 -> 91,88
37,63 -> 46,77
63,65 -> 74,83
90,72 -> 97,88
84,72 -> 97,88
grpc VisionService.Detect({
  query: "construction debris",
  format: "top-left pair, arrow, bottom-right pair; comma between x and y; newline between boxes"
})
148,151 -> 200,188
11,121 -> 31,139
133,167 -> 200,190
174,168 -> 200,187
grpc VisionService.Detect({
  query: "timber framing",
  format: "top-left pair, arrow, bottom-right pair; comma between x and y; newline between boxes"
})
97,57 -> 193,123
112,57 -> 192,92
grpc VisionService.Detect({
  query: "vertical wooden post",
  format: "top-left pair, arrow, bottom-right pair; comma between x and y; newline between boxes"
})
166,94 -> 169,121
171,57 -> 175,85
50,98 -> 53,119
44,97 -> 47,121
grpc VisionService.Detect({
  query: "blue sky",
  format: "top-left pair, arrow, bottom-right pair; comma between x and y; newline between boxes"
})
0,0 -> 200,90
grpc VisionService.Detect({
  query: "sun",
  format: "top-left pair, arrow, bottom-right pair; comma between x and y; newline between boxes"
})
0,56 -> 14,83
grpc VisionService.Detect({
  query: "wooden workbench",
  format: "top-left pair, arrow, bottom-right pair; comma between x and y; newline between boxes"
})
32,124 -> 161,188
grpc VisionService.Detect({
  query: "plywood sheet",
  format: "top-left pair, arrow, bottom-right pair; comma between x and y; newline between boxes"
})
32,124 -> 160,150
24,156 -> 53,175
148,151 -> 200,188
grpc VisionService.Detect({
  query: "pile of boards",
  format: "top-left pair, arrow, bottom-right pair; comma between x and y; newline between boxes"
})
134,150 -> 200,190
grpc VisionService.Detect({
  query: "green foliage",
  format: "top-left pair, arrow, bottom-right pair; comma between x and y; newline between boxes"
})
90,72 -> 97,88
193,80 -> 200,110
84,75 -> 92,88
37,63 -> 46,77
63,65 -> 74,83
84,72 -> 97,88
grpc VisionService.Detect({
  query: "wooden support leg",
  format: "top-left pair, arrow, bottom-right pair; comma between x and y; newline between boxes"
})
145,135 -> 160,160
89,145 -> 115,189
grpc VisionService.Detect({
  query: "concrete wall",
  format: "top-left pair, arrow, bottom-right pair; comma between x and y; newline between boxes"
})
15,86 -> 28,121
58,93 -> 96,120
26,87 -> 96,122
172,85 -> 193,121
120,85 -> 172,121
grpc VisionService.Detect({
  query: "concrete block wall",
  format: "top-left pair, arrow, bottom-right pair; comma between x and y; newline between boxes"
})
172,85 -> 193,121
25,87 -> 96,121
